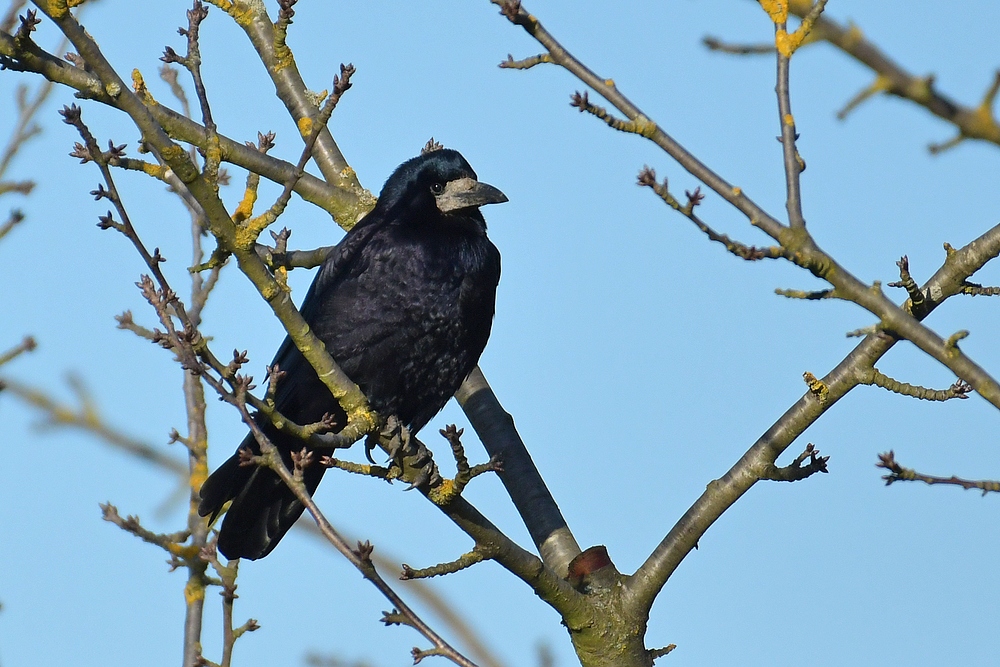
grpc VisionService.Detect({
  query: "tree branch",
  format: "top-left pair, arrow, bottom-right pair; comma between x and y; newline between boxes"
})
877,451 -> 1000,495
0,28 -> 362,221
487,0 -> 1000,619
491,0 -> 1000,411
203,0 -> 375,225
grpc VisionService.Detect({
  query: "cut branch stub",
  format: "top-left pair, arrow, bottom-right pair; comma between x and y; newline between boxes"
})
566,545 -> 619,592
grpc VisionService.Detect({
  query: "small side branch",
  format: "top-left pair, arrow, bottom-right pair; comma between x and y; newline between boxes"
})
702,36 -> 775,55
837,76 -> 892,120
255,242 -> 333,270
959,280 -> 1000,297
101,502 -> 191,553
760,0 -> 825,230
877,451 -> 1000,495
433,425 -> 502,504
648,645 -> 677,663
401,550 -> 487,581
0,335 -> 35,367
201,541 -> 259,667
845,324 -> 882,338
887,256 -> 926,313
775,288 -> 835,300
0,209 -> 25,241
761,443 -> 829,482
860,367 -> 972,401
319,454 -> 399,481
115,310 -> 158,342
500,52 -> 552,69
571,90 -> 655,138
637,167 -> 783,261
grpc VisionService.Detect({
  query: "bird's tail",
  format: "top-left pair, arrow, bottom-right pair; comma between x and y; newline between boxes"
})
198,427 -> 325,560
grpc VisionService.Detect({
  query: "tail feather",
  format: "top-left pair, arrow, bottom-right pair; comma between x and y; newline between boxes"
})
198,430 -> 325,560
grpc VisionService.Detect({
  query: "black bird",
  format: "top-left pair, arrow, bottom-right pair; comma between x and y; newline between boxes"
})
198,149 -> 505,560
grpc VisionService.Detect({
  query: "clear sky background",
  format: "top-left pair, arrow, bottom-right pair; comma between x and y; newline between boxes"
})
2,1 -> 999,666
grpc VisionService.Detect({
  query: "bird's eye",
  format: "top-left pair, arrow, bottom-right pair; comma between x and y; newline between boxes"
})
430,182 -> 445,195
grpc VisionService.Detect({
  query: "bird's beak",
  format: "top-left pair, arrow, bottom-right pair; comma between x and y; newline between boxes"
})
436,177 -> 508,213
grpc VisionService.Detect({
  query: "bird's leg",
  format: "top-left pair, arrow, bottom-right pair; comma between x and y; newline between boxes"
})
358,416 -> 441,490
404,438 -> 442,491
406,438 -> 443,491
370,416 -> 441,491
372,415 -> 406,462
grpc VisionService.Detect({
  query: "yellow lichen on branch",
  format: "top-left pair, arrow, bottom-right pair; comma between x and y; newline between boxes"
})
184,579 -> 206,605
428,478 -> 459,506
143,161 -> 167,179
131,69 -> 157,106
631,114 -> 658,138
158,143 -> 199,182
297,116 -> 313,138
41,0 -> 69,18
189,457 -> 208,494
761,0 -> 823,57
205,0 -> 255,27
964,72 -> 1000,141
232,185 -> 258,224
803,371 -> 829,402
759,0 -> 788,23
167,542 -> 202,560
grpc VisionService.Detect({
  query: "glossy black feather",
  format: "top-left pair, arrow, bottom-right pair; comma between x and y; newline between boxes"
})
198,150 -> 502,560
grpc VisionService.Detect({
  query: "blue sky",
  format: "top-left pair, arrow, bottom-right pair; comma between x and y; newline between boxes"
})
2,1 -> 999,665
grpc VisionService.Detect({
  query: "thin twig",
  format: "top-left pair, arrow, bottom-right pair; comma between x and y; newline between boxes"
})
877,451 -> 1000,495
229,383 -> 479,667
0,335 -> 35,366
0,208 -> 24,240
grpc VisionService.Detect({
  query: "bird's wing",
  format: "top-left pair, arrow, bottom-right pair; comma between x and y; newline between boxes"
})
298,213 -> 384,321
266,211 -> 386,413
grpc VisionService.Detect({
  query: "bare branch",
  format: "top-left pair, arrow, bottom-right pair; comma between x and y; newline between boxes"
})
493,0 -> 1000,411
761,443 -> 830,482
860,367 -> 973,401
0,334 -> 35,366
877,451 -> 1000,495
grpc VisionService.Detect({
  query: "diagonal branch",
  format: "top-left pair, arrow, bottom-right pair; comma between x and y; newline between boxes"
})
791,1 -> 1000,150
491,0 -> 1000,413
707,1 -> 1000,150
489,0 -> 1000,617
626,218 -> 1000,611
0,28 -> 364,222
234,412 -> 479,667
34,3 -> 379,443
204,0 -> 375,224
877,451 -> 1000,495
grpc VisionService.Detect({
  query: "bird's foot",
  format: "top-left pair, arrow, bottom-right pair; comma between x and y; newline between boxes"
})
375,415 -> 412,462
403,439 -> 442,491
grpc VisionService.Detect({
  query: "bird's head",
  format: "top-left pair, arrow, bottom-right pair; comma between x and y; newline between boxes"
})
376,149 -> 507,228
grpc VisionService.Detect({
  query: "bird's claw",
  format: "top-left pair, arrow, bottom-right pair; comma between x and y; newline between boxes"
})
364,432 -> 379,464
411,440 -> 432,467
379,415 -> 410,460
404,459 -> 441,491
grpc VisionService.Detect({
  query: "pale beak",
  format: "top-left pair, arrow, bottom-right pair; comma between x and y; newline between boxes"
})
436,177 -> 508,212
